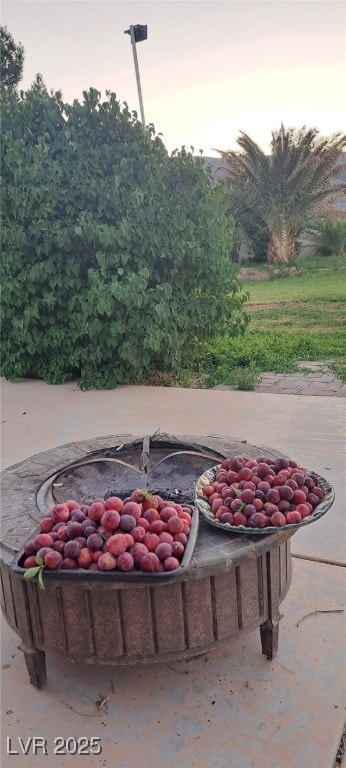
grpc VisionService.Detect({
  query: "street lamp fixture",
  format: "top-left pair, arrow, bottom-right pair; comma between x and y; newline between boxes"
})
124,24 -> 148,129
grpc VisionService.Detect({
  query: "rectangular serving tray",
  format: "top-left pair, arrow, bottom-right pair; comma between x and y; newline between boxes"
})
11,505 -> 199,585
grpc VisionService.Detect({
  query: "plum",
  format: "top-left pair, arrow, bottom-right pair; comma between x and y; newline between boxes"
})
295,504 -> 311,519
230,457 -> 245,472
34,533 -> 53,550
140,553 -> 160,572
74,536 -> 87,547
57,526 -> 69,542
211,498 -> 225,513
286,479 -> 298,491
256,463 -> 273,478
307,493 -> 320,508
122,501 -> 142,519
164,556 -> 180,571
144,533 -> 160,552
240,489 -> 255,504
286,511 -> 302,524
149,520 -> 166,535
65,500 -> 81,512
37,546 -> 53,559
291,472 -> 305,487
155,542 -> 173,561
181,521 -> 190,535
215,505 -> 231,520
66,521 -> 83,539
117,552 -> 134,571
243,504 -> 256,518
278,500 -> 291,514
23,540 -> 36,557
52,541 -> 65,554
264,503 -> 279,517
230,499 -> 244,513
77,548 -> 94,568
293,490 -> 307,505
98,552 -> 117,571
266,488 -> 280,505
249,512 -> 268,528
227,470 -> 240,484
119,514 -> 136,532
50,504 -> 70,524
64,540 -> 82,559
142,508 -> 160,523
233,512 -> 247,526
160,506 -> 178,523
167,516 -> 184,534
61,557 -> 78,571
130,543 -> 149,564
238,467 -> 253,481
81,519 -> 97,533
39,517 -> 54,533
105,496 -> 124,513
88,502 -> 105,522
136,517 -> 150,531
271,511 -> 286,527
279,485 -> 294,501
220,512 -> 234,525
71,510 -> 86,523
23,555 -> 37,568
132,526 -> 146,542
274,458 -> 289,471
101,509 -> 121,532
107,533 -> 127,556
45,551 -> 63,569
82,524 -> 98,539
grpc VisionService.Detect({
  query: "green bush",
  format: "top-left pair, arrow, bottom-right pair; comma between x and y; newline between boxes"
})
1,85 -> 247,388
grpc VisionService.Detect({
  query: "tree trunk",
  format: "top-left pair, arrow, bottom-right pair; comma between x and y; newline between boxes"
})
267,229 -> 296,263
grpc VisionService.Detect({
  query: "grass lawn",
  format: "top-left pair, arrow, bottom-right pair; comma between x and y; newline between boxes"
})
187,265 -> 346,388
245,271 -> 346,335
244,270 -> 346,305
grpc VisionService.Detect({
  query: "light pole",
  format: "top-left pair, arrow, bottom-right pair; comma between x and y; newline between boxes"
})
124,24 -> 147,130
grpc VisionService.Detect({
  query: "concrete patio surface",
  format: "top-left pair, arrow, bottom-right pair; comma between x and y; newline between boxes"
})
1,378 -> 345,768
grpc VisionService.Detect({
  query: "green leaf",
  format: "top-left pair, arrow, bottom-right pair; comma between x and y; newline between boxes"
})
24,566 -> 41,580
35,555 -> 44,566
38,569 -> 45,590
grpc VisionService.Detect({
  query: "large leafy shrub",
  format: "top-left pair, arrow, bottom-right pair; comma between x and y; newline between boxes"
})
1,85 -> 246,388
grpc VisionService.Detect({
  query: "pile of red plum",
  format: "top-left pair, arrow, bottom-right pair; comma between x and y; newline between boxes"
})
22,491 -> 193,573
201,455 -> 324,529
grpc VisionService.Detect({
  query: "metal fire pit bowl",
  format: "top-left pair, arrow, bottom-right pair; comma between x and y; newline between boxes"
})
1,433 -> 295,688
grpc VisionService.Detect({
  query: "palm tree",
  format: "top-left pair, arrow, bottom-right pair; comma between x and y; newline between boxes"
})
216,125 -> 346,263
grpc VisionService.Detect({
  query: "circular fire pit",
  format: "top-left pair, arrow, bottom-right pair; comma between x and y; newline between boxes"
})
1,433 -> 295,688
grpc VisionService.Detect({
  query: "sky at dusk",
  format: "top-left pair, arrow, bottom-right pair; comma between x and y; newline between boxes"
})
2,0 -> 346,156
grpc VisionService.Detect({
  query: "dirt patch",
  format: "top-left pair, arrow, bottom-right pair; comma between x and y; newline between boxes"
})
246,301 -> 307,311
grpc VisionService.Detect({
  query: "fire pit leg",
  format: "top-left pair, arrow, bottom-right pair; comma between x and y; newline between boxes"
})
260,549 -> 281,659
20,643 -> 47,689
260,619 -> 279,660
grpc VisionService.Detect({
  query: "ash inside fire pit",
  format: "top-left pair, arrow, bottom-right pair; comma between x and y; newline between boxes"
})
37,437 -> 222,515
